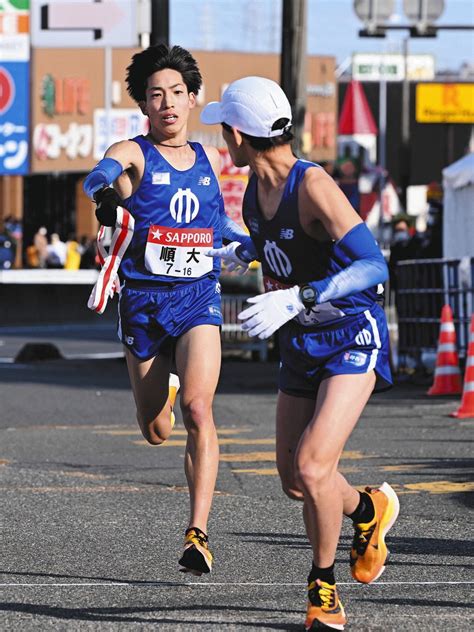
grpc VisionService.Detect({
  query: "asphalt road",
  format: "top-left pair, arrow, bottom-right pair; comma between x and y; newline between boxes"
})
0,324 -> 473,631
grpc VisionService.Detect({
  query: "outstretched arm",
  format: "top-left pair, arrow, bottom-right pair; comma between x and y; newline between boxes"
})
83,141 -> 141,226
203,145 -> 258,273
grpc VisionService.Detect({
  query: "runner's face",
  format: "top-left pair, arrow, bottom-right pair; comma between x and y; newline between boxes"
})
222,126 -> 248,168
142,68 -> 195,134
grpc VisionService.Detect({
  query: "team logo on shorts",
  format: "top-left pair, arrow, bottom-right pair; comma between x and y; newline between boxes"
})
343,351 -> 367,367
209,306 -> 221,317
355,328 -> 372,346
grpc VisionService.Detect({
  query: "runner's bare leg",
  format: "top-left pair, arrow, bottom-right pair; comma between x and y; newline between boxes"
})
294,372 -> 376,567
125,349 -> 174,444
175,324 -> 221,534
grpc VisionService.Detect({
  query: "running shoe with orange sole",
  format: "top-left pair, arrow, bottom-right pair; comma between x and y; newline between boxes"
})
178,527 -> 213,576
305,578 -> 346,631
350,481 -> 400,584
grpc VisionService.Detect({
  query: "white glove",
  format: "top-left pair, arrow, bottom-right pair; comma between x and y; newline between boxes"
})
238,286 -> 304,339
205,241 -> 250,275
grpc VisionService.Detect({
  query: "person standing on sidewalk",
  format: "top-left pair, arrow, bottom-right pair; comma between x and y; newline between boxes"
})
83,45 -> 255,576
202,76 -> 399,630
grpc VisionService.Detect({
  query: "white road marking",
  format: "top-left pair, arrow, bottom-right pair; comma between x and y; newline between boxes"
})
1,580 -> 473,587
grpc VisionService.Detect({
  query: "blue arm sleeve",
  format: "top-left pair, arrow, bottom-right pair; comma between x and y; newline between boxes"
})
310,222 -> 388,304
83,158 -> 123,199
218,195 -> 258,263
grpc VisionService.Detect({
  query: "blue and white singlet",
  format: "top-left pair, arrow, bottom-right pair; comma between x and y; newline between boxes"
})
120,136 -> 222,284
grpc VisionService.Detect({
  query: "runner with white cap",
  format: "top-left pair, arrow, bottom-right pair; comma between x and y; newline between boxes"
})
203,76 -> 399,630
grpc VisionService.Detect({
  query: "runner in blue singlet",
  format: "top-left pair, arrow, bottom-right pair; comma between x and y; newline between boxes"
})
202,77 -> 400,631
83,46 -> 253,577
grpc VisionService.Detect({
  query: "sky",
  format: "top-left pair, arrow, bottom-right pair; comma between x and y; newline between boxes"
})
170,0 -> 474,72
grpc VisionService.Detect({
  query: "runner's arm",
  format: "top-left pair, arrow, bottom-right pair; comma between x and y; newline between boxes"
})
300,168 -> 387,302
203,145 -> 258,264
83,141 -> 141,226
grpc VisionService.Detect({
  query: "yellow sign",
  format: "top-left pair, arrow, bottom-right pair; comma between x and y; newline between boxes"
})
416,83 -> 474,123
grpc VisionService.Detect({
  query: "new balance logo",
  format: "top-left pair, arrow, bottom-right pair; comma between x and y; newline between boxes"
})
280,228 -> 294,240
198,176 -> 211,186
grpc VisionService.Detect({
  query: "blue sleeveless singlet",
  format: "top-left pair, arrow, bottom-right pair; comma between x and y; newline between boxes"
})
242,159 -> 379,319
120,137 -> 222,284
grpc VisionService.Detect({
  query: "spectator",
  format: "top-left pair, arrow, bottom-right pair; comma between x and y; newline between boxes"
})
33,226 -> 48,268
65,233 -> 82,270
78,236 -> 98,269
389,218 -> 413,288
419,182 -> 443,259
46,233 -> 67,269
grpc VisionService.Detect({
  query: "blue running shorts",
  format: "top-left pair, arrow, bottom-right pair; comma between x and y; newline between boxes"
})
278,303 -> 392,399
118,275 -> 223,360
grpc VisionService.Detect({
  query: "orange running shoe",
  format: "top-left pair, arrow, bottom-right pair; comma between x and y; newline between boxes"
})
350,482 -> 400,584
178,527 -> 213,576
305,579 -> 346,631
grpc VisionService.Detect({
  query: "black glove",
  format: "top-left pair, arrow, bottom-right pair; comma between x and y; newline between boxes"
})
93,187 -> 122,226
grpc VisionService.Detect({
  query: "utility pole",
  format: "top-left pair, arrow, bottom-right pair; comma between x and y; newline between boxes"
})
150,0 -> 169,46
400,35 -> 411,209
280,0 -> 307,156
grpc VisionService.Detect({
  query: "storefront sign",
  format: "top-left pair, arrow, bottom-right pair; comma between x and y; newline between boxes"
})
352,53 -> 435,81
416,83 -> 474,123
0,61 -> 28,174
41,74 -> 91,117
33,122 -> 93,160
0,0 -> 30,62
307,82 -> 335,97
93,108 -> 148,159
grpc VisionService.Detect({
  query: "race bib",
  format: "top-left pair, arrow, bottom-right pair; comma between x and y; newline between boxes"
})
145,225 -> 213,278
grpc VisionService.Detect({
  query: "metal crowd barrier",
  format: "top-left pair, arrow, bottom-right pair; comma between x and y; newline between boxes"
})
395,257 -> 474,368
221,294 -> 268,361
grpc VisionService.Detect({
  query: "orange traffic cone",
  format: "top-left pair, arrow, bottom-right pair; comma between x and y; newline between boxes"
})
427,304 -> 463,396
450,314 -> 474,418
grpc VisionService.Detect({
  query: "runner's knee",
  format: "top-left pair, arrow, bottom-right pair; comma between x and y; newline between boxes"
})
281,481 -> 304,501
137,411 -> 173,445
277,464 -> 304,500
295,456 -> 335,492
181,396 -> 213,431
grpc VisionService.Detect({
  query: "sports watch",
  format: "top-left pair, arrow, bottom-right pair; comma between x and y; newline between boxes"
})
299,284 -> 317,309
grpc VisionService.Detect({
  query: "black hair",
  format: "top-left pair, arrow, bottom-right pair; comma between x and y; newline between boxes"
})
126,44 -> 202,103
222,118 -> 293,151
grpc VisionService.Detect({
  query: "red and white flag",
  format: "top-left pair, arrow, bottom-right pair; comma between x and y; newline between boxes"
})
88,206 -> 135,314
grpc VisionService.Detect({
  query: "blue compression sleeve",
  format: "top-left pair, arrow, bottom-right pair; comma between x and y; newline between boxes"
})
310,222 -> 388,304
83,158 -> 123,199
218,195 -> 258,262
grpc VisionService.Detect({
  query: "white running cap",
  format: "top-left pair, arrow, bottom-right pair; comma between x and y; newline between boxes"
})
200,76 -> 292,138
